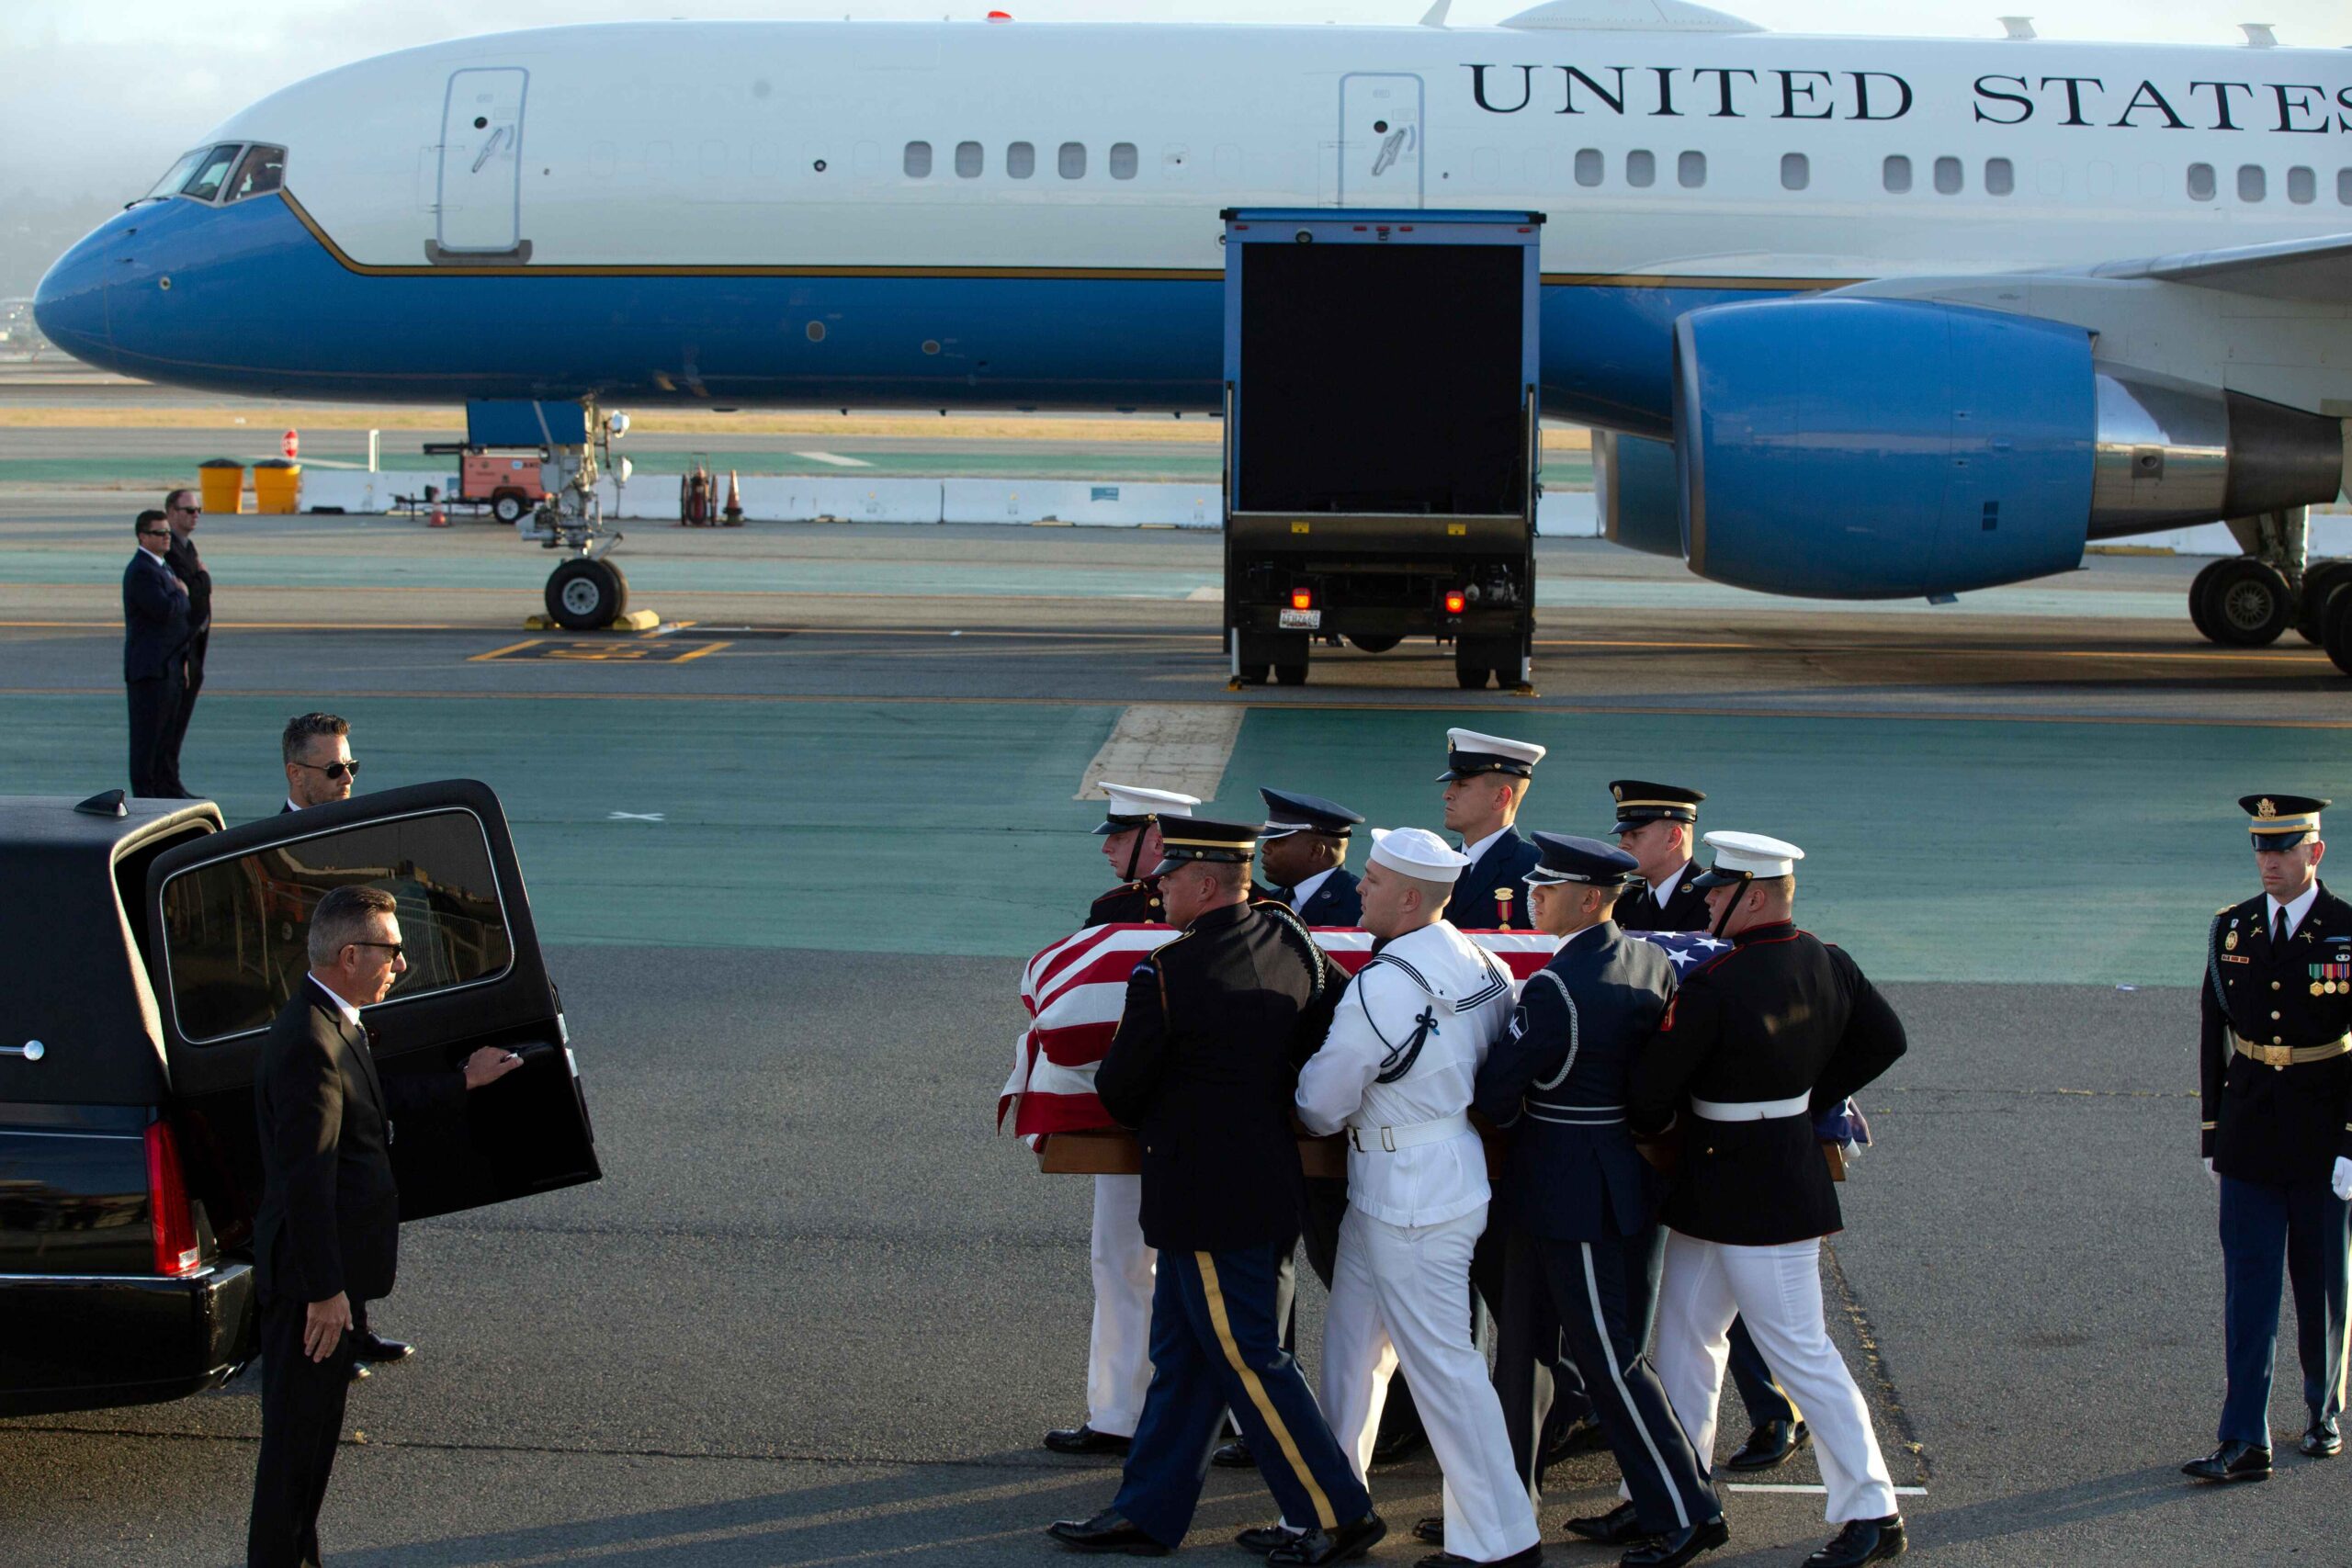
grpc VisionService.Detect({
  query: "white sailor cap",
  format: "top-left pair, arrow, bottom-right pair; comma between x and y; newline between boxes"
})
1690,830 -> 1806,887
1091,782 -> 1200,836
1437,728 -> 1548,782
1368,827 -> 1474,883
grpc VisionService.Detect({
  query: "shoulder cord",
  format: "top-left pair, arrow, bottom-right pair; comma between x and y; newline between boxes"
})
1528,969 -> 1582,1090
2207,910 -> 2231,1015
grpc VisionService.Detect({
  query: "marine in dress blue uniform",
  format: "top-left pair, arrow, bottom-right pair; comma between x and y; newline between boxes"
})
1085,782 -> 1201,929
2184,795 -> 2352,1483
1440,730 -> 1546,933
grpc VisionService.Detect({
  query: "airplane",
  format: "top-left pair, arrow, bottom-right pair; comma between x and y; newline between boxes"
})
30,2 -> 2352,662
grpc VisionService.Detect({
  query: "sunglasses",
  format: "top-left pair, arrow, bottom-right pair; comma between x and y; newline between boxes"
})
138,526 -> 168,537
293,759 -> 360,781
350,940 -> 403,959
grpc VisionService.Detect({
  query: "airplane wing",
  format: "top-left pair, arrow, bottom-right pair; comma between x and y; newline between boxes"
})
2086,231 -> 2352,303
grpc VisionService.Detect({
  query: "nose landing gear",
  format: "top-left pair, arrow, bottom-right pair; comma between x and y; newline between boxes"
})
522,404 -> 643,630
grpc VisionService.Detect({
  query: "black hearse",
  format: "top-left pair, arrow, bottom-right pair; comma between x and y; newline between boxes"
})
0,781 -> 600,1416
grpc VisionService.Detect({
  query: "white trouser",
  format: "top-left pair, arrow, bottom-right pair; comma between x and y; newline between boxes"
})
1088,1173 -> 1156,1438
1653,1229 -> 1897,1524
1320,1203 -> 1542,1564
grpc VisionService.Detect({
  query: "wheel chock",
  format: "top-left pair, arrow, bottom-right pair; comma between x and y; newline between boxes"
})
522,609 -> 663,632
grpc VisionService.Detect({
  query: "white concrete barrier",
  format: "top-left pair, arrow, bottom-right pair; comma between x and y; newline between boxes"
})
941,479 -> 1219,527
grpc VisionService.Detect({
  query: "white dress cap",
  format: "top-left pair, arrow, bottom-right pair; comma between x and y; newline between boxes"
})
1700,829 -> 1805,879
1098,783 -> 1200,820
1438,728 -> 1549,781
1368,827 -> 1475,883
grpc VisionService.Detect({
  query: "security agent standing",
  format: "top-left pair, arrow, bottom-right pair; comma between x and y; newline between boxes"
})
1632,833 -> 1907,1568
1476,834 -> 1724,1568
1441,730 -> 1547,931
1611,782 -> 1808,1477
2185,794 -> 2352,1483
1258,788 -> 1365,926
159,487 -> 210,798
123,510 -> 191,798
248,886 -> 520,1568
1047,782 -> 1202,1458
1050,819 -> 1385,1564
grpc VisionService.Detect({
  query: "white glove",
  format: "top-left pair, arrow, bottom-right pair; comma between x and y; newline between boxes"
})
2334,1156 -> 2352,1202
2205,1156 -> 2218,1184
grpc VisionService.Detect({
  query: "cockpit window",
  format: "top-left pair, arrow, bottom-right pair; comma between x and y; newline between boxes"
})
227,145 -> 286,202
142,149 -> 209,203
178,143 -> 243,203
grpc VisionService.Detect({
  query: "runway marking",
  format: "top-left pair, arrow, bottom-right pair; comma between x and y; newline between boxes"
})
1075,703 -> 1244,802
606,811 -> 665,822
793,450 -> 872,467
1727,1483 -> 1929,1495
469,639 -> 733,663
1185,586 -> 1222,601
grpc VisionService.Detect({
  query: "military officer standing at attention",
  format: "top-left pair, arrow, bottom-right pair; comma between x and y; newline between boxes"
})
1611,782 -> 1809,1478
2185,794 -> 2352,1483
1476,834 -> 1724,1568
1632,832 -> 1909,1568
1257,789 -> 1366,926
1050,818 -> 1384,1564
1046,782 -> 1202,1459
1440,730 -> 1547,931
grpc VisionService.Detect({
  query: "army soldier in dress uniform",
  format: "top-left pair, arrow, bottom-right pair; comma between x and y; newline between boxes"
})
1441,730 -> 1547,932
1046,783 -> 1204,1459
1258,788 -> 1366,926
1050,819 -> 1385,1565
1633,833 -> 1909,1568
2184,794 -> 2352,1483
1611,782 -> 1808,1478
1477,834 -> 1724,1568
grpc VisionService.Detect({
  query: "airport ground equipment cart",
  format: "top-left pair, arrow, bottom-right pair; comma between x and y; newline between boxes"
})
1220,209 -> 1544,690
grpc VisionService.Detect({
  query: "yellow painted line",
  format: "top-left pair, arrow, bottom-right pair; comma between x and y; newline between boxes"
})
664,640 -> 729,662
468,637 -> 542,662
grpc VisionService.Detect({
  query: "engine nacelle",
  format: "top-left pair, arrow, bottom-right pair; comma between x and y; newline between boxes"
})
1592,430 -> 1682,559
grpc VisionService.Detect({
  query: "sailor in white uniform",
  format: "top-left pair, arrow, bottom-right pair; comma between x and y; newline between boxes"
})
1291,827 -> 1543,1568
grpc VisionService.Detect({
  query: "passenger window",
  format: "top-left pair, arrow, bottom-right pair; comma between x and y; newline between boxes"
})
1007,141 -> 1035,179
1984,157 -> 2014,196
1625,150 -> 1655,188
1678,151 -> 1705,188
2287,166 -> 2314,204
1882,155 -> 1911,193
180,143 -> 243,203
158,809 -> 515,1044
956,141 -> 983,178
1574,148 -> 1603,187
1109,142 -> 1138,180
903,141 -> 932,178
144,149 -> 209,202
1934,156 -> 1962,195
2237,164 -> 2265,202
1780,152 -> 1809,192
1058,141 -> 1087,179
2340,168 -> 2352,205
2188,163 -> 2216,201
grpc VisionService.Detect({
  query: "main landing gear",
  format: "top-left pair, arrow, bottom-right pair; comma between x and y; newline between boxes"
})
2185,507 -> 2352,676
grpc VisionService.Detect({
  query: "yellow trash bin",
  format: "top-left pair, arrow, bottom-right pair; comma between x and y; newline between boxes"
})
197,458 -> 243,515
252,458 -> 301,514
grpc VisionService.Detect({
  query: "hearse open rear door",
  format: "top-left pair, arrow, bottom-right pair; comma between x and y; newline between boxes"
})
142,780 -> 600,1243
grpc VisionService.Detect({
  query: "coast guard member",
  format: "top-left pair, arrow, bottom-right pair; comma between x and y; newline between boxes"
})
1611,782 -> 1807,1477
1440,730 -> 1546,932
2185,794 -> 2352,1483
1050,818 -> 1384,1564
1282,827 -> 1538,1568
1258,788 -> 1365,926
1477,834 -> 1723,1568
1046,783 -> 1202,1459
1632,833 -> 1909,1568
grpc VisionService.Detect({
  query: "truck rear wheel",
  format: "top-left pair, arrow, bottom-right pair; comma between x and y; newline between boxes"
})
547,558 -> 628,630
1273,663 -> 1309,686
1346,635 -> 1400,654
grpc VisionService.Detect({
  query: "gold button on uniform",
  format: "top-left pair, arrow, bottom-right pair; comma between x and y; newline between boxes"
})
2272,981 -> 2282,991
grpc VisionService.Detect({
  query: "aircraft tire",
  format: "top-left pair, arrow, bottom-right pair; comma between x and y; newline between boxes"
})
2324,589 -> 2352,678
1346,635 -> 1401,653
2199,558 -> 2290,648
547,558 -> 628,630
2293,561 -> 2352,647
2187,559 -> 2227,643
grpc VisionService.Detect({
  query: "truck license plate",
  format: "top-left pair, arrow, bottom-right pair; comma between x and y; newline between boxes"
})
1279,608 -> 1322,629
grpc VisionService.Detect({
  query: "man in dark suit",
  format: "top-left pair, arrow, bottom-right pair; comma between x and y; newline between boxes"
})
280,713 -> 358,815
1439,729 -> 1546,931
123,510 -> 190,798
1049,818 -> 1382,1565
2186,794 -> 2352,1483
248,886 -> 520,1568
158,488 -> 211,798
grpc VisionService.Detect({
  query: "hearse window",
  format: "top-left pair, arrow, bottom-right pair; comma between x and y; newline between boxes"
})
1882,155 -> 1912,193
142,149 -> 209,203
2237,164 -> 2265,202
956,141 -> 983,178
1625,150 -> 1655,188
1058,141 -> 1086,179
2286,166 -> 2314,205
1574,148 -> 1603,187
180,143 -> 243,203
2188,163 -> 2216,202
1780,152 -> 1808,192
158,808 -> 514,1044
1007,141 -> 1035,179
1933,156 -> 1962,195
1678,151 -> 1705,188
226,145 -> 286,203
1109,142 -> 1138,180
903,141 -> 932,178
1984,157 -> 2014,196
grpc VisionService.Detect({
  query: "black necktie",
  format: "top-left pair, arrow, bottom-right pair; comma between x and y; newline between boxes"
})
2274,908 -> 2288,946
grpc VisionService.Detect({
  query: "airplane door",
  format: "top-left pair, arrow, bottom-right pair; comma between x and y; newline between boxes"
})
436,68 -> 528,258
1337,73 -> 1423,208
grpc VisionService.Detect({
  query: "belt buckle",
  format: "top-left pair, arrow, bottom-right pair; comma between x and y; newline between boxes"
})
1381,1126 -> 1396,1153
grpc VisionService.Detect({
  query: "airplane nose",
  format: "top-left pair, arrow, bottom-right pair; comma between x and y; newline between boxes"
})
32,243 -> 114,370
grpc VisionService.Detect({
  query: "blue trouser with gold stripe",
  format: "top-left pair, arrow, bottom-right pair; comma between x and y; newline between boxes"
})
1114,1243 -> 1371,1548
2219,1174 -> 2351,1445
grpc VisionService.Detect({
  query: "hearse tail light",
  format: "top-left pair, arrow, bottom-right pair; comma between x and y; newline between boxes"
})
145,1120 -> 202,1277
1291,588 -> 1314,611
1444,591 -> 1467,615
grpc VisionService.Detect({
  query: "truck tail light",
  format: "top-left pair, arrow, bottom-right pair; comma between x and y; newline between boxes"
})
1291,587 -> 1314,611
1444,591 -> 1467,615
145,1120 -> 202,1277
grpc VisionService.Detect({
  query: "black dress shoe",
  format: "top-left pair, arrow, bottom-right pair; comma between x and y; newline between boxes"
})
1372,1423 -> 1430,1467
1215,1437 -> 1256,1469
1724,1419 -> 1807,1472
353,1329 -> 413,1366
1044,1424 -> 1133,1456
1418,1548 -> 1541,1568
1803,1516 -> 1906,1567
2301,1421 -> 2342,1458
1048,1509 -> 1170,1555
1412,1516 -> 1446,1546
1564,1502 -> 1643,1545
2181,1441 -> 2272,1483
1621,1516 -> 1728,1568
1542,1414 -> 1610,1470
1237,1523 -> 1305,1553
345,1359 -> 372,1384
1266,1513 -> 1386,1566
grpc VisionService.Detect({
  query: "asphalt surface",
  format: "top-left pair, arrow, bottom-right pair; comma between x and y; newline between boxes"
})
1,465 -> 2347,1564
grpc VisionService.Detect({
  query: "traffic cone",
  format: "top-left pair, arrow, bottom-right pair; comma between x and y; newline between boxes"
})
428,502 -> 449,528
723,469 -> 744,525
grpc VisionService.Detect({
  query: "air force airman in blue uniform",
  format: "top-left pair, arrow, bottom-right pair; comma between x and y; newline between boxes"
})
2185,794 -> 2352,1483
1258,788 -> 1366,926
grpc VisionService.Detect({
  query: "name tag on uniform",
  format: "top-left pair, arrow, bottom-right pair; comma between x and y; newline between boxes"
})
2222,954 -> 2251,964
